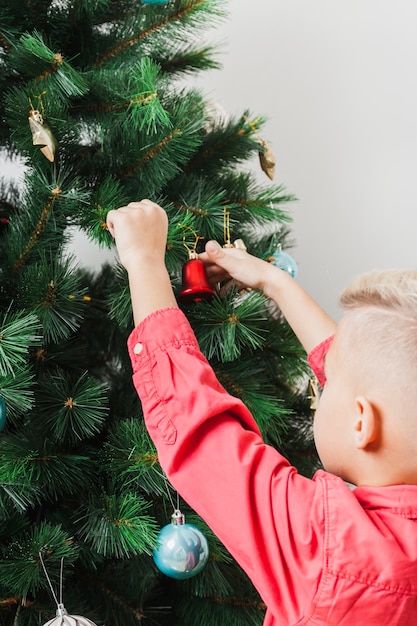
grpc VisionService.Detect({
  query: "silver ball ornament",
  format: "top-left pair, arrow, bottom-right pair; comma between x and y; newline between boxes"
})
43,604 -> 98,626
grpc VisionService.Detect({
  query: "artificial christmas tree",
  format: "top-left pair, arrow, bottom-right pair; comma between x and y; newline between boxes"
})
0,1 -> 319,624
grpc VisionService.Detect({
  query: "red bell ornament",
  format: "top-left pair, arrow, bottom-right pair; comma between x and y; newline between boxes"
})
179,252 -> 216,303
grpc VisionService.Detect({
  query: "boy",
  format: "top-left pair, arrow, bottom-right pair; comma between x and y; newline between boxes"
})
106,200 -> 417,625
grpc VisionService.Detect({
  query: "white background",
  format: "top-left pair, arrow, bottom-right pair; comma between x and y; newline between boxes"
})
4,1 -> 417,321
197,0 -> 417,319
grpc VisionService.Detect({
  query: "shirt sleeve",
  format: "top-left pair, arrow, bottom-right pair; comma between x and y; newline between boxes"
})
307,335 -> 334,387
128,308 -> 325,623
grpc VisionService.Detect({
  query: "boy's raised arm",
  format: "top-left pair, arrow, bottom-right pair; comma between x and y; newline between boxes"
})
106,200 -> 336,352
106,200 -> 178,326
200,240 -> 337,354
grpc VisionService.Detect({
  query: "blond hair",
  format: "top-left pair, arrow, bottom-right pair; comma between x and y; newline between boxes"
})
339,269 -> 417,313
337,269 -> 417,398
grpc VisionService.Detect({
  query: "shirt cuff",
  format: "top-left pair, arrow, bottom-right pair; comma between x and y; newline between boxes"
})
127,307 -> 199,371
308,335 -> 334,388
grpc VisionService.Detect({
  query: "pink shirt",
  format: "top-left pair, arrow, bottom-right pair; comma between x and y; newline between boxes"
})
128,308 -> 417,625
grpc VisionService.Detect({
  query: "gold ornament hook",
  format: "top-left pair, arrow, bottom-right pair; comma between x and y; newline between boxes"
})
223,206 -> 234,248
179,223 -> 203,259
223,207 -> 247,251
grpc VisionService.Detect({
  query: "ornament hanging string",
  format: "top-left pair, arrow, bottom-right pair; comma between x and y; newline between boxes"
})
161,470 -> 180,514
38,552 -> 98,626
222,208 -> 247,251
38,552 -> 63,608
179,223 -> 203,259
29,92 -> 47,118
223,207 -> 233,247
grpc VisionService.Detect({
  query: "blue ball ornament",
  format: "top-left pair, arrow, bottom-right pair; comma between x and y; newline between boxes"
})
153,511 -> 209,580
270,249 -> 298,279
141,0 -> 169,4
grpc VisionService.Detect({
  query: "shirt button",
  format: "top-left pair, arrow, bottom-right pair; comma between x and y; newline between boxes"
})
133,342 -> 143,355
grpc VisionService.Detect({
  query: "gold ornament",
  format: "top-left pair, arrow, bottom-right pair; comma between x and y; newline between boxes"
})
28,108 -> 58,162
233,239 -> 247,251
258,138 -> 276,180
242,115 -> 276,180
309,377 -> 320,412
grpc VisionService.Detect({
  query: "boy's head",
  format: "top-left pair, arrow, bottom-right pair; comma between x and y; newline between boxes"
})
339,268 -> 417,395
314,269 -> 417,487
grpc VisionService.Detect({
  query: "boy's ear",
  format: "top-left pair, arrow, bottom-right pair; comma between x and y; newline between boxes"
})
353,396 -> 379,449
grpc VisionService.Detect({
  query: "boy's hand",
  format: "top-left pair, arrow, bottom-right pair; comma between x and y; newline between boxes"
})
106,200 -> 168,273
201,240 -> 337,354
199,240 -> 273,293
107,200 -> 177,325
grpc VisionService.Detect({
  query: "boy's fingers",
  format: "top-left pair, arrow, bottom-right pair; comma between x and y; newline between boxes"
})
205,240 -> 222,256
106,200 -> 158,237
106,210 -> 116,237
126,199 -> 154,210
204,240 -> 245,271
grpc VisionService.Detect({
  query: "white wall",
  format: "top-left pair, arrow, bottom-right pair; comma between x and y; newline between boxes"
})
199,0 -> 417,319
0,156 -> 116,270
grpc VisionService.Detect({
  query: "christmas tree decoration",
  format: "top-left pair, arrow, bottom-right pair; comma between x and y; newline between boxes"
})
141,0 -> 169,4
267,248 -> 298,279
178,251 -> 216,303
243,114 -> 276,180
0,396 -> 6,431
153,510 -> 209,580
259,137 -> 276,181
28,107 -> 58,162
40,556 -> 98,626
309,377 -> 320,413
233,238 -> 247,251
178,225 -> 216,303
43,605 -> 98,626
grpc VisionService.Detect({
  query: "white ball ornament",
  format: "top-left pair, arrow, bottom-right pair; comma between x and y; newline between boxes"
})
43,604 -> 98,626
39,554 -> 98,626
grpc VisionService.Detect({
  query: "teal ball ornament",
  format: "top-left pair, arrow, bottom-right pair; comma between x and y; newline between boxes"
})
270,249 -> 298,279
153,511 -> 209,579
142,0 -> 169,4
0,397 -> 6,431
